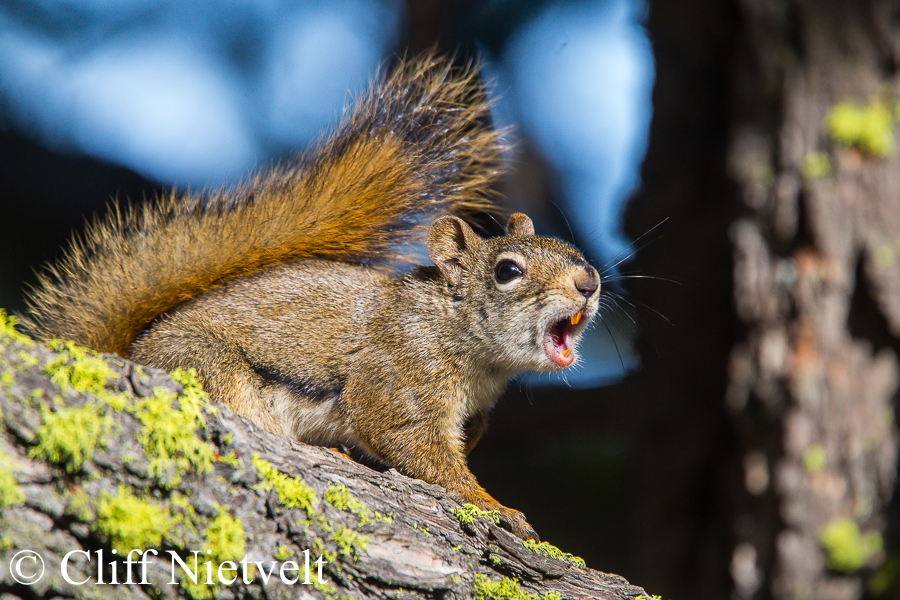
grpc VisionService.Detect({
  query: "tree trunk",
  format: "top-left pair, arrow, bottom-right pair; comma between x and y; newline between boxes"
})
619,1 -> 900,599
726,2 -> 900,599
0,325 -> 650,600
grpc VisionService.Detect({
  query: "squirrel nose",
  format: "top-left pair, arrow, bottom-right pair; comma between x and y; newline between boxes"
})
574,267 -> 600,299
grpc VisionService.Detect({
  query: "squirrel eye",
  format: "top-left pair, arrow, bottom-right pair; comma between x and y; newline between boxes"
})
495,260 -> 523,283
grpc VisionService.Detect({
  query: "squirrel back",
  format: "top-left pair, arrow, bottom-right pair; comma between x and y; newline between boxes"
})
24,56 -> 503,355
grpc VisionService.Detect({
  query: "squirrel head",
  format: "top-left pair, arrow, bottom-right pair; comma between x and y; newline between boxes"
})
427,213 -> 600,373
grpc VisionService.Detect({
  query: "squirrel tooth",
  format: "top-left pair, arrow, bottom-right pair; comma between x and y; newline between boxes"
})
571,311 -> 582,325
563,348 -> 572,358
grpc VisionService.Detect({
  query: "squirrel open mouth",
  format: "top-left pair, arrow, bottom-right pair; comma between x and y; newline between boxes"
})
543,311 -> 582,368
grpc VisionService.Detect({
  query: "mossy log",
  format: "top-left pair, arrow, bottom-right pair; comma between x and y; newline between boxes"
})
0,319 -> 650,600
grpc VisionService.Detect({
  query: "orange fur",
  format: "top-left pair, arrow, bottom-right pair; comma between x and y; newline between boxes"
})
24,56 -> 503,355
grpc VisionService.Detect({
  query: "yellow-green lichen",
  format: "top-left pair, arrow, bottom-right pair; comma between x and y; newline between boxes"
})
29,402 -> 111,472
164,495 -> 201,549
826,98 -> 895,157
44,341 -> 116,395
474,574 -> 540,600
313,576 -> 339,598
17,350 -> 39,368
331,525 -> 369,560
132,387 -> 215,487
170,367 -> 213,409
314,536 -> 338,564
96,486 -> 173,554
252,455 -> 318,516
803,444 -> 827,474
454,504 -> 500,526
65,489 -> 95,522
869,554 -> 900,597
217,451 -> 239,469
0,309 -> 33,347
204,509 -> 245,564
820,517 -> 883,572
523,539 -> 586,568
0,452 -> 25,508
273,544 -> 293,562
174,508 -> 248,599
325,483 -> 373,524
801,151 -> 832,179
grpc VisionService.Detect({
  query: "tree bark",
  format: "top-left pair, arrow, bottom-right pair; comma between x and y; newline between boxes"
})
619,1 -> 900,599
0,329 -> 650,600
726,2 -> 900,599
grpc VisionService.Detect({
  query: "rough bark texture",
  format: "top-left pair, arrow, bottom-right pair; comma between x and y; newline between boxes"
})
0,327 -> 649,600
618,1 -> 900,599
726,2 -> 900,599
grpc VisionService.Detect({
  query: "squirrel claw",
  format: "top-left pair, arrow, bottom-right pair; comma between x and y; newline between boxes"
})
498,507 -> 540,542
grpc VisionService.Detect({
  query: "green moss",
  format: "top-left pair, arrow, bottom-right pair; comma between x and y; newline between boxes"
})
454,504 -> 500,526
331,525 -> 369,560
29,402 -> 111,472
273,544 -> 293,562
170,368 -> 213,410
132,387 -> 215,487
826,99 -> 895,157
474,574 -> 538,600
16,350 -> 39,368
313,537 -> 338,564
173,507 -> 248,599
313,576 -> 339,598
168,491 -> 200,535
801,151 -> 832,179
820,517 -> 883,572
0,452 -> 25,508
65,490 -> 94,522
252,455 -> 318,516
523,539 -> 586,568
874,244 -> 898,269
216,450 -> 240,468
325,483 -> 373,524
803,444 -> 827,474
0,309 -> 34,347
870,554 -> 900,597
44,341 -> 116,395
204,509 -> 245,564
96,486 -> 173,554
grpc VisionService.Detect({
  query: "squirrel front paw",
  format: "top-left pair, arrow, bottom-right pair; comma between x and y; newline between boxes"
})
497,505 -> 540,542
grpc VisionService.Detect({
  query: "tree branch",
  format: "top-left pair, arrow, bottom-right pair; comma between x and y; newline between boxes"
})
0,323 -> 650,600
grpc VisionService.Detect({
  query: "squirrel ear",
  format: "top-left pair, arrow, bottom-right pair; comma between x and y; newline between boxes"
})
506,213 -> 534,236
428,216 -> 481,283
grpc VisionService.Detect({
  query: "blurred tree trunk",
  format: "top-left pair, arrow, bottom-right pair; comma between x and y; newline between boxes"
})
725,2 -> 900,599
623,1 -> 900,599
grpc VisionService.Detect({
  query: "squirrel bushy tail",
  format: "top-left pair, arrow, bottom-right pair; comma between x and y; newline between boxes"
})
24,56 -> 504,355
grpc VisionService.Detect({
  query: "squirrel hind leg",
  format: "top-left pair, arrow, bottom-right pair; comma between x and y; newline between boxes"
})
129,312 -> 284,435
